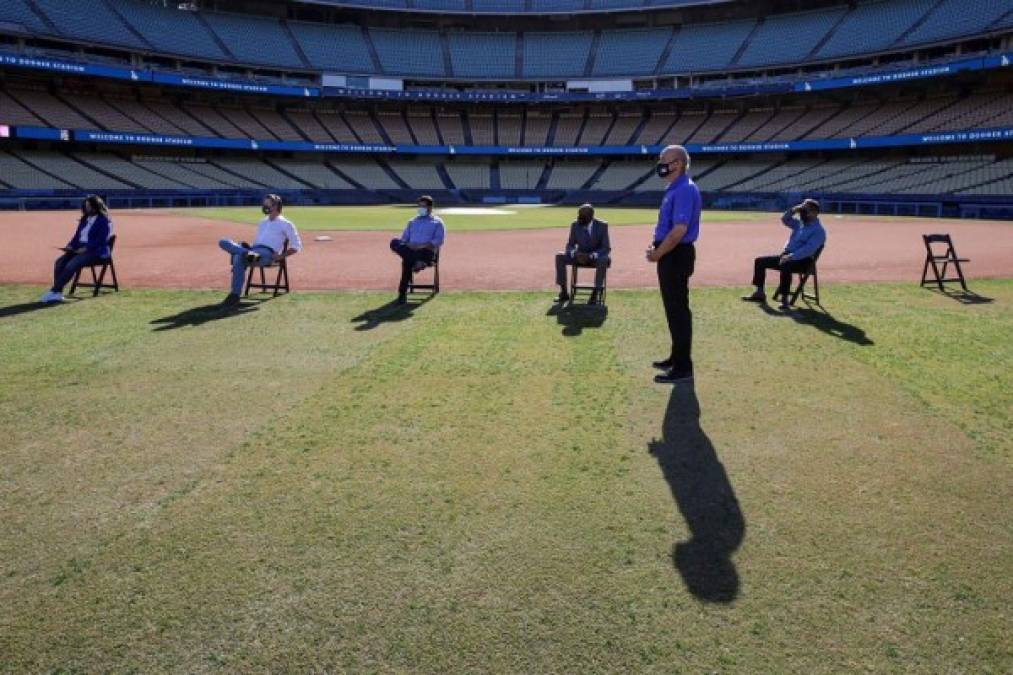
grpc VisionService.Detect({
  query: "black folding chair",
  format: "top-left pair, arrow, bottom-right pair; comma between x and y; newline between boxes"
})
569,257 -> 611,305
244,238 -> 290,297
69,234 -> 119,297
920,234 -> 969,291
774,245 -> 823,307
407,249 -> 440,295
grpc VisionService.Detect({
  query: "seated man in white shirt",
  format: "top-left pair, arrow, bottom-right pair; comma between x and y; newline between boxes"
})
217,194 -> 302,305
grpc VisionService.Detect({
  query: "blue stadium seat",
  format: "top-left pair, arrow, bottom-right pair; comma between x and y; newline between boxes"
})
899,0 -> 1011,47
662,20 -> 756,74
369,28 -> 446,77
415,0 -> 467,9
288,21 -> 375,73
593,28 -> 671,76
523,31 -> 594,78
589,0 -> 646,9
202,12 -> 305,69
472,0 -> 526,11
31,0 -> 148,50
334,0 -> 407,7
816,0 -> 936,60
0,0 -> 51,36
447,32 -> 517,78
530,0 -> 586,12
116,1 -> 227,62
737,7 -> 847,68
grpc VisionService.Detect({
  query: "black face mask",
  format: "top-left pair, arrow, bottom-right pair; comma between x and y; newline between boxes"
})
577,216 -> 591,226
655,162 -> 672,178
262,205 -> 272,215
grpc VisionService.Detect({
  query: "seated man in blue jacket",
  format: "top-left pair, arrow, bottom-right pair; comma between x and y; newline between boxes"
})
742,198 -> 827,309
554,203 -> 611,305
40,194 -> 112,304
390,194 -> 445,304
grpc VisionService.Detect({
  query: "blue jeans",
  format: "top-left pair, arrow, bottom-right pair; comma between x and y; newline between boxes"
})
52,251 -> 101,293
219,239 -> 274,295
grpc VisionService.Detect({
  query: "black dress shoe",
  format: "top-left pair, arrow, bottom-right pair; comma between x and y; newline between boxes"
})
652,358 -> 673,370
741,291 -> 766,303
221,293 -> 240,306
588,292 -> 601,305
396,293 -> 408,305
555,292 -> 570,303
654,369 -> 694,384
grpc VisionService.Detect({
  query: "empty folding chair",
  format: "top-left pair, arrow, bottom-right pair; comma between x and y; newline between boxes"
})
920,234 -> 969,291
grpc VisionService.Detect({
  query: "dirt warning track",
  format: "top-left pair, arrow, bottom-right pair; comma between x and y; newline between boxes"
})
3,210 -> 1011,292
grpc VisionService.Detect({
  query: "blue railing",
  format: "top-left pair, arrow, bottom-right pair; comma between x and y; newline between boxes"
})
15,125 -> 1010,156
1,49 -> 1010,102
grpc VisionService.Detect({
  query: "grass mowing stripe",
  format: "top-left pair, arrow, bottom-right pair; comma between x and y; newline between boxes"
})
0,284 -> 1009,672
0,287 -> 416,638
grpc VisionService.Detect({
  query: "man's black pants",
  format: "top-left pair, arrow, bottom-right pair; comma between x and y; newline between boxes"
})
657,243 -> 695,373
752,254 -> 811,297
390,239 -> 435,294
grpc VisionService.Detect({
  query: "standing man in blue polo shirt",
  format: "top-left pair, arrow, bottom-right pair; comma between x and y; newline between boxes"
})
646,145 -> 702,384
390,194 -> 445,304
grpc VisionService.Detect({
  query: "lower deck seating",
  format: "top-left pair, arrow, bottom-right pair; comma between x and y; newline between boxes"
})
4,149 -> 1013,199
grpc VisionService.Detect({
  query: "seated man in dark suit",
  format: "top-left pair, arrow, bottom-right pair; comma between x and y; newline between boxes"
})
554,204 -> 611,305
742,198 -> 827,309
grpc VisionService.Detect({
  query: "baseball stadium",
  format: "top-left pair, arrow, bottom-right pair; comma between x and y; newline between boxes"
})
0,0 -> 1011,671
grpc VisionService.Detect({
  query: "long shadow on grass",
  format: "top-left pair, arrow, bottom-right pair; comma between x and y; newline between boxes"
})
649,384 -> 744,603
351,295 -> 432,331
760,303 -> 873,346
0,298 -> 81,319
923,288 -> 994,305
150,299 -> 266,331
546,302 -> 607,337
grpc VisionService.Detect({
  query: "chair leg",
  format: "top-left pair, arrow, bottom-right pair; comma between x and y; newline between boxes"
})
931,260 -> 944,291
108,260 -> 119,291
244,265 -> 254,296
954,260 -> 968,291
920,256 -> 930,287
93,264 -> 108,297
790,274 -> 804,306
812,268 -> 820,305
433,264 -> 440,294
272,264 -> 283,296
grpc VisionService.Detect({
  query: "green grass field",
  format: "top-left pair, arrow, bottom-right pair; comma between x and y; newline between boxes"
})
178,204 -> 772,231
1,283 -> 1011,672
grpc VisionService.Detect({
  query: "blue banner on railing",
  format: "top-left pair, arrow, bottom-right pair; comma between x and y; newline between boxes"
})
794,52 -> 1011,92
14,126 -> 69,141
322,82 -> 793,103
1,48 -> 1009,102
51,126 -> 1013,154
0,51 -> 148,82
73,130 -> 253,149
151,72 -> 319,97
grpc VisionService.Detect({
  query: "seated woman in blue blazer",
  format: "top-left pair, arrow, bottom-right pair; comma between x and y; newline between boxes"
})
40,194 -> 113,304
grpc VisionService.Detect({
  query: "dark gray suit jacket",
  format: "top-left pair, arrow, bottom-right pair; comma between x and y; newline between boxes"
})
566,218 -> 610,259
